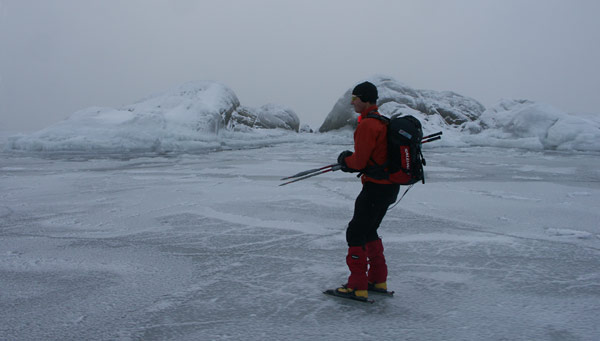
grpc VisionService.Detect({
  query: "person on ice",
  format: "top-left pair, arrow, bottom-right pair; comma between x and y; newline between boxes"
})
334,81 -> 400,300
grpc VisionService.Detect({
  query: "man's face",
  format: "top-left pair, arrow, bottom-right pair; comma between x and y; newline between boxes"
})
351,95 -> 369,113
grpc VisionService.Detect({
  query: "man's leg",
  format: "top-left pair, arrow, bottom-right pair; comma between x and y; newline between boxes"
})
366,238 -> 387,285
364,184 -> 400,288
340,185 -> 375,295
345,246 -> 368,290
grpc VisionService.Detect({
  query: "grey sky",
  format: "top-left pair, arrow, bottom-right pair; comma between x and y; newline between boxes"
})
1,0 -> 599,132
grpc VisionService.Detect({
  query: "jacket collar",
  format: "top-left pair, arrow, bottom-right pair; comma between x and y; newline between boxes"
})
357,105 -> 379,123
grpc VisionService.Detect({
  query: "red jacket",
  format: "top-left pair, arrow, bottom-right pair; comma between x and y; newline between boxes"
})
343,105 -> 393,185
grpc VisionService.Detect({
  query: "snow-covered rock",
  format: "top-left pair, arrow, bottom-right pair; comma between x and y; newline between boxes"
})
6,81 -> 301,154
316,76 -> 600,152
300,124 -> 314,133
226,104 -> 300,132
318,76 -> 485,132
465,99 -> 600,151
7,81 -> 241,153
4,77 -> 599,155
257,104 -> 300,132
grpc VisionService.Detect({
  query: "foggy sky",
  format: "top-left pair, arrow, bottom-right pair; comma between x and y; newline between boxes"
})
1,0 -> 599,132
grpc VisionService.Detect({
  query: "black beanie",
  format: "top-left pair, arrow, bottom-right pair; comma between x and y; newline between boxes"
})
352,81 -> 378,103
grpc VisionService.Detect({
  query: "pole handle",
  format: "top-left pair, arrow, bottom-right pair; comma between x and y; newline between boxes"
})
422,131 -> 442,140
422,136 -> 441,144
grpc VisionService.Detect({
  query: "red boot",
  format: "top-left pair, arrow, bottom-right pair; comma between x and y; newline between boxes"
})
345,246 -> 368,291
366,239 -> 387,286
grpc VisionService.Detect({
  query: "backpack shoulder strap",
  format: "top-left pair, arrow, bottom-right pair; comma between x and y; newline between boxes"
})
365,111 -> 389,124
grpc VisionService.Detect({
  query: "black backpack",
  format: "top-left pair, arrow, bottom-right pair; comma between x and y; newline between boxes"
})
363,113 -> 426,185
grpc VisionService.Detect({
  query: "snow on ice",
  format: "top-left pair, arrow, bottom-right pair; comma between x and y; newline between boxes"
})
1,77 -> 599,340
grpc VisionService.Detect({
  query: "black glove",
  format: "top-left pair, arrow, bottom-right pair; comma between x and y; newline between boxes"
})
337,150 -> 354,172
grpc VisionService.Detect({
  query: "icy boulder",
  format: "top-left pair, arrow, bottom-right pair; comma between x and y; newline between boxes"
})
226,104 -> 300,132
126,80 -> 240,134
318,88 -> 356,133
468,99 -> 600,151
319,76 -> 485,132
7,81 -> 241,153
258,104 -> 300,132
299,124 -> 314,133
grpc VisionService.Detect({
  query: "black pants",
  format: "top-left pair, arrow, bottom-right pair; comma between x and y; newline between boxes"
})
346,182 -> 400,247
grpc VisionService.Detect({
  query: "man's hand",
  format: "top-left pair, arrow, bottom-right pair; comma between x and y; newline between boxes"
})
337,150 -> 354,172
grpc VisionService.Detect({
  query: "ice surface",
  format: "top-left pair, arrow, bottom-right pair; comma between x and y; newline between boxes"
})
1,139 -> 599,340
1,77 -> 599,339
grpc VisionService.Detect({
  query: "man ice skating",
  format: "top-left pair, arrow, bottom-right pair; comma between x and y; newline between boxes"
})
333,81 -> 400,300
